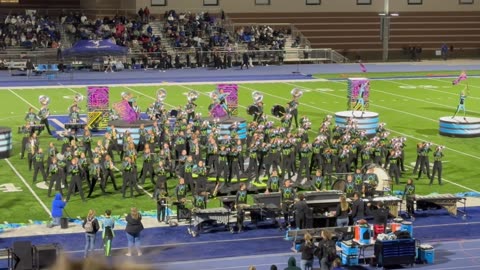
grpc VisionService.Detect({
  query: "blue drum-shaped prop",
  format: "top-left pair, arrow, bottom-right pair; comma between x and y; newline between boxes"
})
439,116 -> 480,138
0,127 -> 12,159
204,116 -> 247,140
335,111 -> 379,136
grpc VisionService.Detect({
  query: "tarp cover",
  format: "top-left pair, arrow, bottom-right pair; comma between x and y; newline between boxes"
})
64,39 -> 128,57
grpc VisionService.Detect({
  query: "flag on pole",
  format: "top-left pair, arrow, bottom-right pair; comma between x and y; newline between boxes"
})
452,71 -> 467,85
359,62 -> 367,73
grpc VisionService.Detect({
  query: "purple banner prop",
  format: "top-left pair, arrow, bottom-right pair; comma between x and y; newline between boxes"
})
218,84 -> 238,116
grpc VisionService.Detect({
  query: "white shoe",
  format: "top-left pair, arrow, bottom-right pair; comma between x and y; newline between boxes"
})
125,253 -> 131,256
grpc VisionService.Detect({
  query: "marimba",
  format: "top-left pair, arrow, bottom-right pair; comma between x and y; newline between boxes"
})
65,123 -> 86,131
364,196 -> 402,217
18,124 -> 44,134
243,203 -> 281,226
253,192 -> 281,209
415,194 -> 465,216
188,207 -> 236,237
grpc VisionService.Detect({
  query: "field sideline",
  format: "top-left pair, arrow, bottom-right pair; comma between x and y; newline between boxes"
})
1,73 -> 479,224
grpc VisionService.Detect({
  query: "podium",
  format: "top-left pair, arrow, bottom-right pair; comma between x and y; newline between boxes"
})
439,116 -> 480,138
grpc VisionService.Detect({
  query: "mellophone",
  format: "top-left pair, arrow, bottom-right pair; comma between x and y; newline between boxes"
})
18,124 -> 45,134
188,207 -> 236,237
65,123 -> 86,130
415,194 -> 465,216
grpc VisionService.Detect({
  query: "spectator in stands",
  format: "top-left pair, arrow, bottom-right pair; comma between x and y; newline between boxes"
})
248,266 -> 256,270
315,230 -> 336,270
82,209 -> 100,258
441,43 -> 448,60
299,233 -> 315,270
270,266 -> 278,270
284,256 -> 301,270
351,192 -> 365,223
26,59 -> 34,77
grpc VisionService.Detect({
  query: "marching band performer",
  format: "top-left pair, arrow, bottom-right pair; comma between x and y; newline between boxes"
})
103,155 -> 118,191
297,142 -> 311,180
430,146 -> 444,185
87,158 -> 106,197
153,160 -> 169,198
403,178 -> 416,218
47,157 -> 62,197
66,157 -> 86,202
121,156 -> 142,198
32,148 -> 47,183
185,91 -> 198,123
387,149 -> 401,185
289,88 -> 302,128
38,96 -> 52,135
235,183 -> 248,232
452,88 -> 469,120
26,133 -> 39,170
281,179 -> 296,229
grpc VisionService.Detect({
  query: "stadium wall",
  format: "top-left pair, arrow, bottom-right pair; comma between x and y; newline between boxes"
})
132,0 -> 480,14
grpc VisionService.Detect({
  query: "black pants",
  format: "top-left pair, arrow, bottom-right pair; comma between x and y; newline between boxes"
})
48,173 -> 63,197
122,171 -> 141,198
157,204 -> 166,222
67,175 -> 85,201
88,176 -> 106,197
297,158 -> 310,180
33,162 -> 47,182
246,157 -> 259,182
430,161 -> 442,184
216,161 -> 229,183
388,163 -> 400,184
40,118 -> 52,135
140,162 -> 155,185
104,169 -> 118,190
406,198 -> 415,216
418,157 -> 431,179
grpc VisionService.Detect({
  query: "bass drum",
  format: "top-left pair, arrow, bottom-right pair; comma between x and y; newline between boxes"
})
331,179 -> 346,192
363,164 -> 392,193
247,105 -> 259,116
271,105 -> 286,118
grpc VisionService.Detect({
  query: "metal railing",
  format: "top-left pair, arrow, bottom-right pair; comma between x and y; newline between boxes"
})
0,48 -> 348,73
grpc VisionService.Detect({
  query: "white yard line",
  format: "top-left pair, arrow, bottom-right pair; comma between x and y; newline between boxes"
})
8,88 -> 38,110
5,159 -> 51,216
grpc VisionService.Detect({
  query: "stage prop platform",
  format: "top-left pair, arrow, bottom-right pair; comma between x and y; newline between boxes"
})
0,127 -> 12,159
107,120 -> 154,144
335,111 -> 379,136
439,117 -> 480,138
203,116 -> 247,140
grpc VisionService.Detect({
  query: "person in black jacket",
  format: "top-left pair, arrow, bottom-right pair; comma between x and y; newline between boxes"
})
366,201 -> 389,238
125,207 -> 144,256
351,192 -> 366,223
316,230 -> 336,270
299,232 -> 315,270
82,209 -> 100,258
294,193 -> 310,229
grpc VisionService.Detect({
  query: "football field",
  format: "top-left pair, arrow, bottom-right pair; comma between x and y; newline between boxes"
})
1,71 -> 480,223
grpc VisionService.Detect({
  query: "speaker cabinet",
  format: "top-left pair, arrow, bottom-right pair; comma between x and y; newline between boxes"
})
34,244 -> 58,269
12,241 -> 33,270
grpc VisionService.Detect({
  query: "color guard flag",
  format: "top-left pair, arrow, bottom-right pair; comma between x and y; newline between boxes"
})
359,62 -> 367,73
452,71 -> 467,85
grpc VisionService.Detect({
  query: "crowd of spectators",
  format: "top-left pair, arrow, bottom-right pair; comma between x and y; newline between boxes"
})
0,13 -> 61,50
163,10 -> 230,51
236,25 -> 289,51
61,9 -> 162,53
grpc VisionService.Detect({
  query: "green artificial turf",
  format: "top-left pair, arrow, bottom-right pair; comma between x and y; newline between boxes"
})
1,72 -> 479,223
